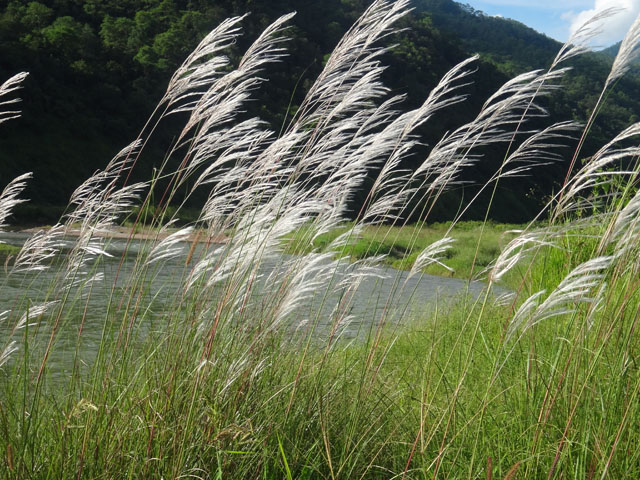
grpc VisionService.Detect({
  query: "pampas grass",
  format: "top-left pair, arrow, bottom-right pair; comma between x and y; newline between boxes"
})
2,2 -> 640,478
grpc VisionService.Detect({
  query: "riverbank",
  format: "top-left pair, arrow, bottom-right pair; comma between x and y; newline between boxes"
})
284,220 -> 525,282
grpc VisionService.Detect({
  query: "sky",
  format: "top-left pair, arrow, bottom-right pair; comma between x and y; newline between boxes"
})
461,0 -> 640,46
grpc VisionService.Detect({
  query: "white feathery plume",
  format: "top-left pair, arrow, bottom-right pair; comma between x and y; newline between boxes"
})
0,72 -> 28,99
328,225 -> 364,251
553,8 -> 622,67
188,119 -> 272,190
220,357 -> 270,395
448,122 -> 581,225
0,172 -> 31,231
555,123 -> 640,217
170,14 -> 292,207
164,16 -> 245,107
16,300 -> 59,331
606,13 -> 640,89
0,341 -> 18,368
506,256 -> 612,341
201,1 -> 411,235
496,121 -> 582,179
356,52 -> 477,222
242,0 -> 409,197
488,230 -> 556,284
507,290 -> 546,341
413,68 -> 568,197
556,11 -> 640,191
410,237 -> 456,277
236,12 -> 295,73
1,300 -> 58,368
0,72 -> 28,124
343,255 -> 390,282
190,193 -> 326,293
270,252 -> 338,329
63,181 -> 145,286
66,140 -> 142,224
64,271 -> 106,298
295,0 -> 409,128
179,13 -> 293,133
0,310 -> 12,367
12,224 -> 65,273
493,291 -> 517,308
606,187 -> 640,253
145,226 -> 193,266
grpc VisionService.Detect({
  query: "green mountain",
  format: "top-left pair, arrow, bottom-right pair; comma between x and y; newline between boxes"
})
0,0 -> 638,222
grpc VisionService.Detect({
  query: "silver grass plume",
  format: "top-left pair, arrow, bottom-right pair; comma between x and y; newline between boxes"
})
0,310 -> 14,367
553,7 -> 622,67
506,256 -> 612,341
558,11 -> 640,189
0,173 -> 32,231
496,121 -> 582,180
295,0 -> 409,127
360,57 -> 478,224
64,181 -> 146,285
254,0 -> 410,201
487,230 -> 557,284
410,237 -> 456,277
555,123 -> 640,217
145,225 -> 194,266
199,1 -> 412,236
0,72 -> 28,124
606,13 -> 640,89
411,68 -> 567,205
66,140 -> 142,225
268,252 -> 340,333
12,224 -> 65,273
0,301 -> 58,368
171,14 -> 293,214
450,121 -> 582,227
60,141 -> 147,285
188,192 -> 326,296
177,13 -> 293,144
607,188 -> 640,253
16,300 -> 59,331
164,16 -> 246,107
0,341 -> 17,368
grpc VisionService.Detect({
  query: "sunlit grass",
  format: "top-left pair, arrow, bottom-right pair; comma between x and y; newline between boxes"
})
284,220 -> 522,281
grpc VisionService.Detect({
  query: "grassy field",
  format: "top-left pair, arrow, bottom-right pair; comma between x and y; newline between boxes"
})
284,220 -> 523,281
2,2 -> 640,478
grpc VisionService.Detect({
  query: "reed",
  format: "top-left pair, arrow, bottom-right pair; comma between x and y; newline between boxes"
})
1,1 -> 640,477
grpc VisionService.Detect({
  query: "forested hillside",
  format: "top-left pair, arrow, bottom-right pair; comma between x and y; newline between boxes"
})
1,0 -> 638,222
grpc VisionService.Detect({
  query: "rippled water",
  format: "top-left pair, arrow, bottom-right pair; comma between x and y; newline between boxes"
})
0,230 -> 499,378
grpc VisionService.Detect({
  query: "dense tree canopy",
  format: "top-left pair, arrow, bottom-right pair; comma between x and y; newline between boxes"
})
1,0 -> 639,222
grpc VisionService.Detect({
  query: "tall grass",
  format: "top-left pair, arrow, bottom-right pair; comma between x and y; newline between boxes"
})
2,1 -> 640,477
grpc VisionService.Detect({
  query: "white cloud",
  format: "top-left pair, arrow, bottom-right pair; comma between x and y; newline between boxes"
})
567,0 -> 640,45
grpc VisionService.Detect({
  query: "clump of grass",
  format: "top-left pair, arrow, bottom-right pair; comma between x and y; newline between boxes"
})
2,2 -> 640,478
0,243 -> 20,255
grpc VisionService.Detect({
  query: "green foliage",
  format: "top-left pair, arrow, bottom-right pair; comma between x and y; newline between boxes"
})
2,0 -> 640,221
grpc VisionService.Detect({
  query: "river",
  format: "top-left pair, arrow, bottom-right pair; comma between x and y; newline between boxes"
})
0,230 -> 504,379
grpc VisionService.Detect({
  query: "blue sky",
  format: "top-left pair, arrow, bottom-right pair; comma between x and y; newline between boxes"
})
460,0 -> 640,45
